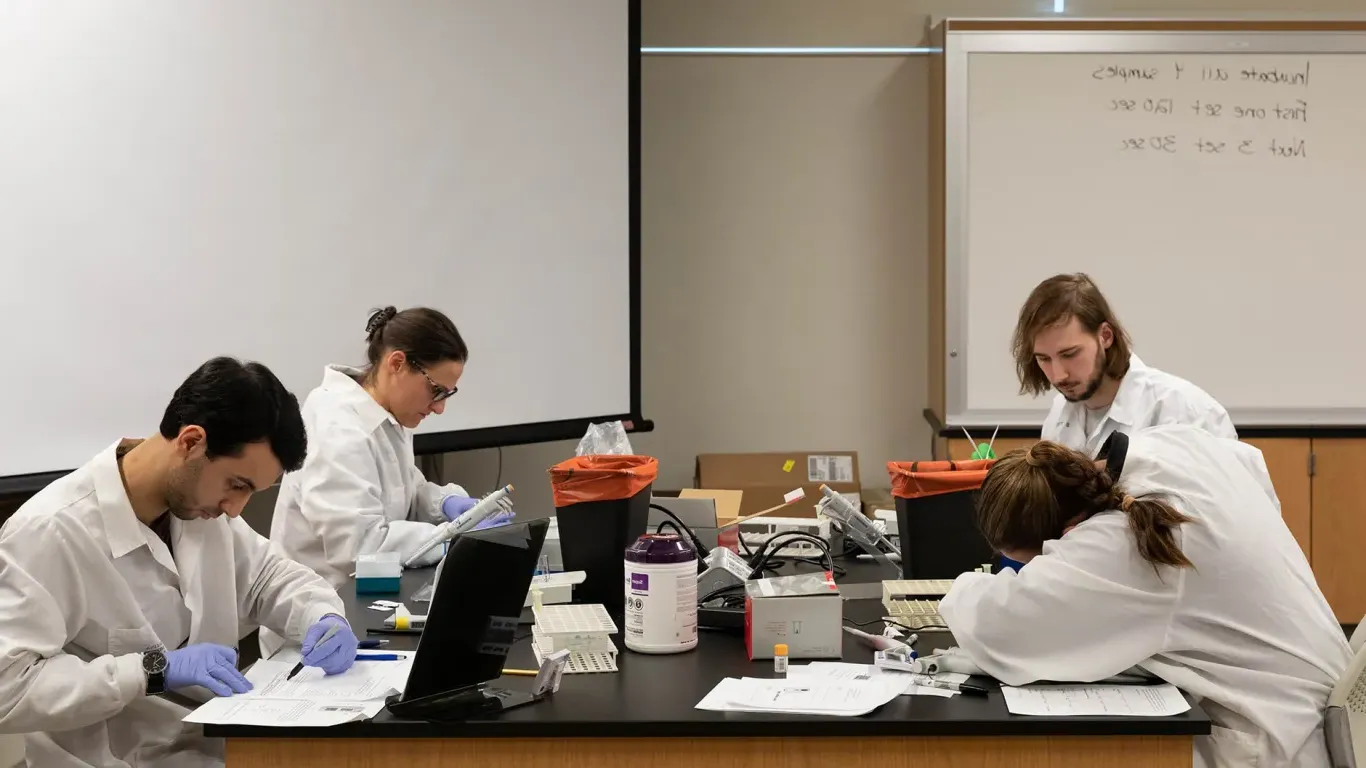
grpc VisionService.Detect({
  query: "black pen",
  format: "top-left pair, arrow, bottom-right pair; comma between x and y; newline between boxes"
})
366,627 -> 422,636
916,675 -> 990,697
938,680 -> 990,697
286,623 -> 344,680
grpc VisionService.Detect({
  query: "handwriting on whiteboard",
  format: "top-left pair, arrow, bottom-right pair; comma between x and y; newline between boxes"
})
1094,60 -> 1311,159
1092,61 -> 1310,86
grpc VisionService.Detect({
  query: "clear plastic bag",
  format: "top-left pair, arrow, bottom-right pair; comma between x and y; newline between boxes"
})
575,420 -> 633,456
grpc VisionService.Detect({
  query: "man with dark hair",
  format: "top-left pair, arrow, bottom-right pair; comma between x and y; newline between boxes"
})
0,357 -> 359,767
1013,273 -> 1235,458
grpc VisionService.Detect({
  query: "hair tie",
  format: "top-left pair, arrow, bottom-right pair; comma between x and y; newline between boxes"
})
365,307 -> 397,337
1120,495 -> 1135,512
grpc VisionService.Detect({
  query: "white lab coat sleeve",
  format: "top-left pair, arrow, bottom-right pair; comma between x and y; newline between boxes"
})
230,517 -> 345,642
407,461 -> 468,524
1194,400 -> 1238,440
297,426 -> 441,577
0,518 -> 147,734
1227,440 -> 1282,516
938,521 -> 1181,686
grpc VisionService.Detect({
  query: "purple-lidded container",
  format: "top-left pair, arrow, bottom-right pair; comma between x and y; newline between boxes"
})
623,534 -> 699,654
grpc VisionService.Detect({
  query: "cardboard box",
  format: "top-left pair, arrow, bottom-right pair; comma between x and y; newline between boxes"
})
676,489 -> 743,552
678,488 -> 742,525
744,571 -> 843,660
861,487 -> 896,519
694,451 -> 861,519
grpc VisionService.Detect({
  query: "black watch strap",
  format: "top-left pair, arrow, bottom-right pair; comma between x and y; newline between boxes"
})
143,650 -> 167,695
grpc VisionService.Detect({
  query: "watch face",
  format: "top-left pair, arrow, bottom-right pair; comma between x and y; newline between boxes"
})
143,651 -> 168,675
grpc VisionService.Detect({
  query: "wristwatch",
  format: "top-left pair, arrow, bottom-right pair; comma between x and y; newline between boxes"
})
143,650 -> 167,695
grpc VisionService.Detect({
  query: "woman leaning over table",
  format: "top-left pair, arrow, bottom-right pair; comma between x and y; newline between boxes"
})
939,426 -> 1348,768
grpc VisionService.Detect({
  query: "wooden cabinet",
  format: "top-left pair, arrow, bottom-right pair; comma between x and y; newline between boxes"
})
1310,439 -> 1366,623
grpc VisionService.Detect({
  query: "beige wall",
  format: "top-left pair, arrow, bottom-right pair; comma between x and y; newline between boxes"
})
434,0 -> 1366,520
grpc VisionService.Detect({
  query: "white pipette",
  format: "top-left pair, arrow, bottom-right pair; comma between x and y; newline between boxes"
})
404,484 -> 516,567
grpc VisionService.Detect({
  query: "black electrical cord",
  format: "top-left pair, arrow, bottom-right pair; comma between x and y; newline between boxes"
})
843,616 -> 942,633
732,533 -> 844,576
656,520 -> 683,537
647,503 -> 712,560
698,583 -> 746,605
736,525 -> 757,559
826,520 -> 865,560
746,531 -> 834,579
749,531 -> 831,570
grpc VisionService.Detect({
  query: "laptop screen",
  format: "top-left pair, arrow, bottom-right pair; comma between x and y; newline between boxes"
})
400,518 -> 549,702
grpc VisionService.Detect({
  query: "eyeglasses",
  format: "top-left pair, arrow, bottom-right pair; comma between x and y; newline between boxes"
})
412,363 -> 458,403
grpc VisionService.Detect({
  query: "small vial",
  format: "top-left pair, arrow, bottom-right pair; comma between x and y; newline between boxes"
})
773,643 -> 789,677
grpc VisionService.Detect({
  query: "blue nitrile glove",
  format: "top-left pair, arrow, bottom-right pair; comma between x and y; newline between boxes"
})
441,494 -> 478,522
473,509 -> 516,531
165,644 -> 252,697
301,615 -> 358,676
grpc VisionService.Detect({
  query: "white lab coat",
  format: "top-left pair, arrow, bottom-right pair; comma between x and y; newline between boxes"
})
940,425 -> 1348,768
1042,354 -> 1236,457
269,365 -> 469,591
0,441 -> 345,768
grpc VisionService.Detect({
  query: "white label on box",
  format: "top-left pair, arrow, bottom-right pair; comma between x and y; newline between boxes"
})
807,455 -> 854,483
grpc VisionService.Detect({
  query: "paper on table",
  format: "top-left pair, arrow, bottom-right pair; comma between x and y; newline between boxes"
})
1001,684 -> 1191,717
793,662 -> 968,697
182,652 -> 414,727
695,675 -> 903,717
182,696 -> 387,727
245,657 -> 413,701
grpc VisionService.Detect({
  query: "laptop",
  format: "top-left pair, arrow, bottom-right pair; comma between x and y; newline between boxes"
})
386,517 -> 549,721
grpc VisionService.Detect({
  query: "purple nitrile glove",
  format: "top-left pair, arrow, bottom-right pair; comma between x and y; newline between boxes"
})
441,494 -> 478,522
301,615 -> 358,676
474,509 -> 516,530
165,644 -> 252,697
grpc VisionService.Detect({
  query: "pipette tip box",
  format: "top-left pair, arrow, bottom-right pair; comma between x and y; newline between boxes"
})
355,552 -> 402,594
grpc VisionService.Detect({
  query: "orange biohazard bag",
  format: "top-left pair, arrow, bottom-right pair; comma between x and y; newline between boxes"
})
549,455 -> 659,508
887,459 -> 995,500
885,459 -> 998,578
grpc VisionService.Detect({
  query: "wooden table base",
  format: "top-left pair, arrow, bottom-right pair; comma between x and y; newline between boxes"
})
227,734 -> 1193,768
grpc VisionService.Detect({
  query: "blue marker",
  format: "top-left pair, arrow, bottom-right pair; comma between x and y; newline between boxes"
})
355,653 -> 403,661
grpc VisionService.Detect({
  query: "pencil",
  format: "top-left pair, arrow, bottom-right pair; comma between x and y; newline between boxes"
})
502,668 -> 538,677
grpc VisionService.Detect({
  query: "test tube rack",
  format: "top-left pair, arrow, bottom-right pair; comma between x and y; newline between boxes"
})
530,603 -> 619,675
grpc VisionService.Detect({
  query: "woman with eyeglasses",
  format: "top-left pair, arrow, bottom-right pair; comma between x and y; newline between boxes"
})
267,306 -> 486,595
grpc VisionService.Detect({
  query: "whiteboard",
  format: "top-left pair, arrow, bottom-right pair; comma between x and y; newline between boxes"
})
944,30 -> 1366,428
0,0 -> 633,478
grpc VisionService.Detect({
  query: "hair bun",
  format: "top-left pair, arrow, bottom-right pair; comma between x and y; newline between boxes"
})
365,306 -> 398,340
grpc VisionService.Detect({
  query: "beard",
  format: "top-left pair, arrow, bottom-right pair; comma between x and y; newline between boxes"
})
1060,346 -> 1107,403
165,457 -> 211,521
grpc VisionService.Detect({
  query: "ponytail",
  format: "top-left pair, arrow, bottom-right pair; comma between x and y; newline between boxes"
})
1116,492 -> 1194,570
